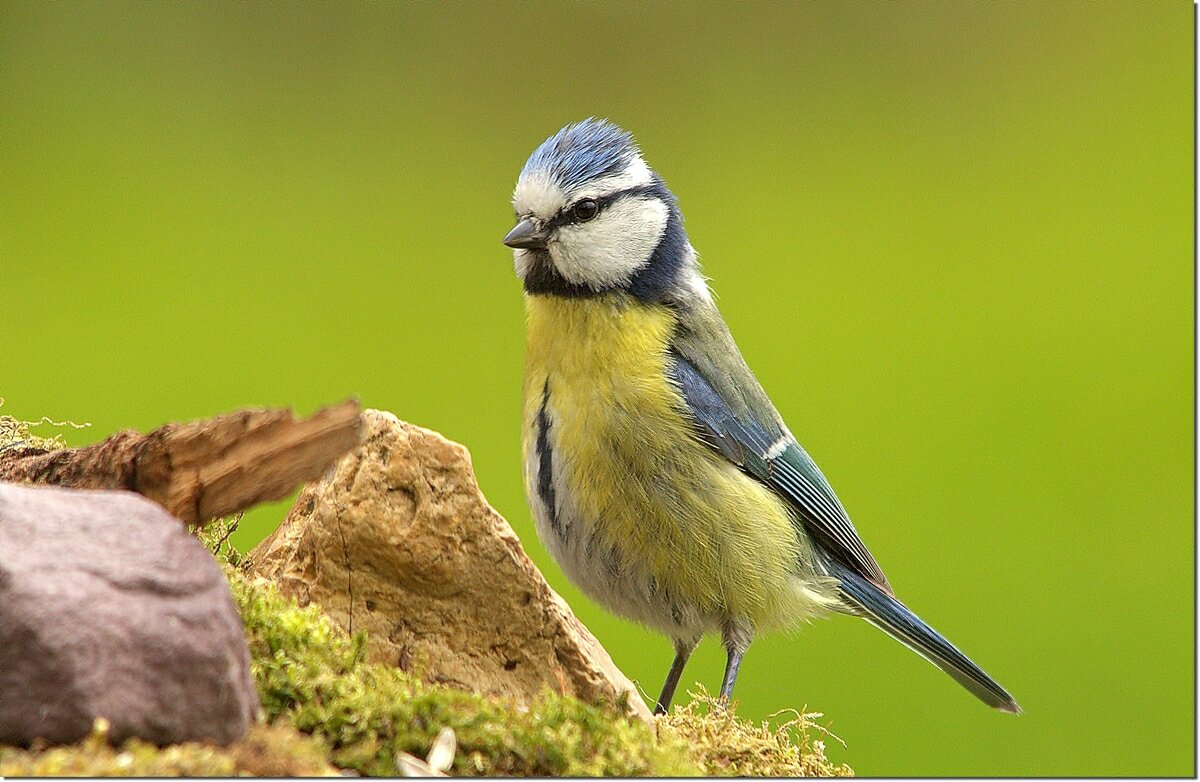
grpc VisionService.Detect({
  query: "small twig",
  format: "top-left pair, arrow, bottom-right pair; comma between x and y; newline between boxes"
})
212,513 -> 243,556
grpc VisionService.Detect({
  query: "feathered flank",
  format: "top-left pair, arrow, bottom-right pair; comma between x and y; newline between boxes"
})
521,118 -> 640,192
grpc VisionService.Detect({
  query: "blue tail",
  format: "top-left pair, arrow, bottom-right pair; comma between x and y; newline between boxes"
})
832,562 -> 1021,713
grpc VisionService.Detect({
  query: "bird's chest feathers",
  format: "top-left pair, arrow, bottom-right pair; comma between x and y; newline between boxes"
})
524,292 -> 678,407
521,293 -> 806,626
522,293 -> 687,500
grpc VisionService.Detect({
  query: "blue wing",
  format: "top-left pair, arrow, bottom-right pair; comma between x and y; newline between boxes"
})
668,340 -> 1022,711
669,350 -> 893,595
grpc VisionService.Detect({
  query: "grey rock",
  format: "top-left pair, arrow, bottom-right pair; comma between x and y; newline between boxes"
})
0,483 -> 259,747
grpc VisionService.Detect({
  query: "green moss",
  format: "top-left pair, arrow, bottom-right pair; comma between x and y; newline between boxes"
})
659,691 -> 853,777
215,509 -> 849,776
228,564 -> 697,776
0,721 -> 336,777
0,721 -> 235,777
224,720 -> 341,776
5,516 -> 851,777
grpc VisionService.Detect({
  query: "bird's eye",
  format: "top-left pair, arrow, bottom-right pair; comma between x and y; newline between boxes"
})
571,199 -> 599,223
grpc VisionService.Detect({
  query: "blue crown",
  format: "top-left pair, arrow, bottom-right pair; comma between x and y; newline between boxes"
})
521,118 -> 639,191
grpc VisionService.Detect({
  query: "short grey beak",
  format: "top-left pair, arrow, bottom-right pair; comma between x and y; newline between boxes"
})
503,217 -> 549,250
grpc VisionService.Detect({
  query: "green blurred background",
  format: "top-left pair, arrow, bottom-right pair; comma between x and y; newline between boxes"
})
1,1 -> 1193,775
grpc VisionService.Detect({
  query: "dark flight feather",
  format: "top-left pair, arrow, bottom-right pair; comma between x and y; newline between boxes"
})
830,558 -> 1021,712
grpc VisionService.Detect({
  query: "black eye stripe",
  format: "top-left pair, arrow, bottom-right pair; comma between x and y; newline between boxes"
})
545,184 -> 661,230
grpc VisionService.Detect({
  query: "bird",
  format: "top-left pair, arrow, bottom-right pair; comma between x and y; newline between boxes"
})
504,118 -> 1019,716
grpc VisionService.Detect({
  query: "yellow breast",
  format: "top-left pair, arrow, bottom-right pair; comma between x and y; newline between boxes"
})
522,293 -> 808,630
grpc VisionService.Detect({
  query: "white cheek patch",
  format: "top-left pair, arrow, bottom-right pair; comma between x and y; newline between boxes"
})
512,170 -> 566,219
551,197 -> 669,288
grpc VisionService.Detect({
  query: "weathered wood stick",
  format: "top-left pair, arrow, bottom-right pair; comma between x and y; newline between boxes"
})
0,400 -> 363,525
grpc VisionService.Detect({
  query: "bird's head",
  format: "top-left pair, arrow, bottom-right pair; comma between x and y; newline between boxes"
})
505,118 -> 706,303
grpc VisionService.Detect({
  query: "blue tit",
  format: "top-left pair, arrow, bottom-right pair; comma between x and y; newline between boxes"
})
504,118 -> 1019,716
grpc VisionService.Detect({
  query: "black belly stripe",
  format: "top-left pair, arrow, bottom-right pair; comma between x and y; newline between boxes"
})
535,380 -> 562,536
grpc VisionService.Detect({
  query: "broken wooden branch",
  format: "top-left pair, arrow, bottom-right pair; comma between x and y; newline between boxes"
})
0,400 -> 363,526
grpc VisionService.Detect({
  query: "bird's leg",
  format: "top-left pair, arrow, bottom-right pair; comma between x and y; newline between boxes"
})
718,621 -> 753,707
654,637 -> 698,715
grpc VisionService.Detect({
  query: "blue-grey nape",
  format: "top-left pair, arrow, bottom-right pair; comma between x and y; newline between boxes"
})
522,118 -> 639,191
